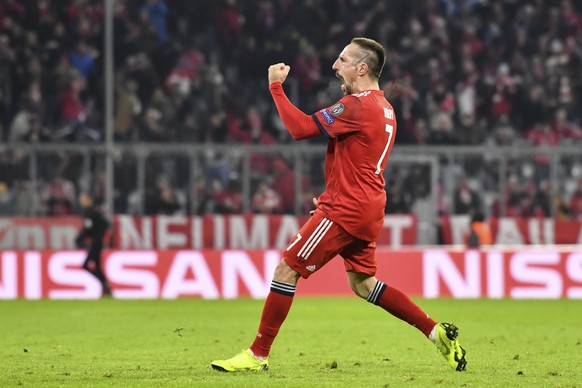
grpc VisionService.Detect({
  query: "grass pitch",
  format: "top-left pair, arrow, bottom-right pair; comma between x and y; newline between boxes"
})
1,298 -> 581,387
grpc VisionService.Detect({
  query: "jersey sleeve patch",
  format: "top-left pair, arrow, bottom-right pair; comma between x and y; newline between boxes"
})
319,108 -> 335,124
330,103 -> 344,116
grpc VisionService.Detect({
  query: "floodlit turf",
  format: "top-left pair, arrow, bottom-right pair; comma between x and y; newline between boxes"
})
1,298 -> 581,387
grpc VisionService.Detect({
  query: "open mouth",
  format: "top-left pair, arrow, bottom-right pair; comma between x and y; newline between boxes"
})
336,73 -> 346,91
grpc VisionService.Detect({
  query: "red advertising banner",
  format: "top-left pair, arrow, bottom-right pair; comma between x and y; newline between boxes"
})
440,216 -> 582,245
4,215 -> 582,250
0,216 -> 82,250
0,215 -> 417,250
112,214 -> 418,249
2,248 -> 581,299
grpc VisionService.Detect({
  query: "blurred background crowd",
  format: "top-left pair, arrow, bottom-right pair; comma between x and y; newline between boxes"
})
1,0 -> 582,220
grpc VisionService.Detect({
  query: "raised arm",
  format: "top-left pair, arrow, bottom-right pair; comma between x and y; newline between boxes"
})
268,63 -> 322,140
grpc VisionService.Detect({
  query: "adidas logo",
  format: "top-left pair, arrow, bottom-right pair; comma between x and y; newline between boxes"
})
306,265 -> 316,272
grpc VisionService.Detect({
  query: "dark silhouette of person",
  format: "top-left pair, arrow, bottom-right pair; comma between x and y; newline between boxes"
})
75,192 -> 112,297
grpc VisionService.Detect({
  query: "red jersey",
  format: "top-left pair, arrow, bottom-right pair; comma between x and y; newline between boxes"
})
312,90 -> 397,241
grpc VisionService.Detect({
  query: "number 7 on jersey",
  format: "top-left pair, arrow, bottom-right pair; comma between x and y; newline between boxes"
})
375,107 -> 394,175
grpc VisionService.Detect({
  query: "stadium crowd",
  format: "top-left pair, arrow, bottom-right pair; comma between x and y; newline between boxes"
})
1,0 -> 582,219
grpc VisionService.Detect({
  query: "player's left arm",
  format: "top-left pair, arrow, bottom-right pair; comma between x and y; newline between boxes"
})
311,95 -> 362,138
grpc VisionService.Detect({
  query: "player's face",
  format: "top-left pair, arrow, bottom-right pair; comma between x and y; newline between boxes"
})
332,43 -> 362,95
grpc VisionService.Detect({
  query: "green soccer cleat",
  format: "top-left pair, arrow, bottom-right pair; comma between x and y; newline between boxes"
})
435,323 -> 467,371
211,349 -> 269,372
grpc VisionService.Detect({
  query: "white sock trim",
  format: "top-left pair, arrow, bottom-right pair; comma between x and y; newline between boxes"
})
248,348 -> 267,361
428,324 -> 438,343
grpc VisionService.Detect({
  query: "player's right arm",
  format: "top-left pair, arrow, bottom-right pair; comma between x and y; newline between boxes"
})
268,63 -> 321,140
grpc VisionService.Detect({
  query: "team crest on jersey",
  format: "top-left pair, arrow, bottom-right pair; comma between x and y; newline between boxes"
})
330,103 -> 344,116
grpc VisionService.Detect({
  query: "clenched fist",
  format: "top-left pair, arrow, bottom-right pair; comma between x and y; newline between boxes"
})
268,63 -> 291,85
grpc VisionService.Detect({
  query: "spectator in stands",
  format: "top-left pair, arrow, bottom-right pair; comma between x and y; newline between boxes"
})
165,42 -> 206,89
9,107 -> 41,142
144,173 -> 181,215
188,175 -> 209,215
456,73 -> 483,144
385,181 -> 411,214
569,179 -> 582,220
68,39 -> 97,81
427,82 -> 456,127
138,0 -> 168,44
0,181 -> 12,215
525,122 -> 559,184
56,76 -> 100,141
228,105 -> 276,145
271,157 -> 307,214
489,115 -> 518,146
519,182 -> 539,218
426,112 -> 459,145
530,179 -> 553,217
0,33 -> 15,139
175,111 -> 204,143
40,174 -> 76,216
293,39 -> 321,95
209,175 -> 243,214
401,165 -> 431,202
114,76 -> 141,141
112,151 -> 137,214
465,211 -> 493,248
487,63 -> 516,123
453,178 -> 481,215
384,75 -> 424,145
252,180 -> 283,214
216,0 -> 243,54
553,108 -> 582,143
516,85 -> 549,133
138,107 -> 166,141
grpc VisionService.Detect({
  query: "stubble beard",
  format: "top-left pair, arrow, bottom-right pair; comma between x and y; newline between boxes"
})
337,73 -> 351,95
341,83 -> 352,96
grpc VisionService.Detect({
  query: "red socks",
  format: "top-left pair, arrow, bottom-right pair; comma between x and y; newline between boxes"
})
250,280 -> 296,358
250,279 -> 436,358
367,281 -> 437,337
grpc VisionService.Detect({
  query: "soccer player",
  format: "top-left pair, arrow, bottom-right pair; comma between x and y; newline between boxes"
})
75,192 -> 113,297
211,37 -> 467,372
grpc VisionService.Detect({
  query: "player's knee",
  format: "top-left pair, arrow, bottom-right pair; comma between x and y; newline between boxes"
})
349,283 -> 364,299
272,259 -> 300,285
348,279 -> 368,299
348,274 -> 377,299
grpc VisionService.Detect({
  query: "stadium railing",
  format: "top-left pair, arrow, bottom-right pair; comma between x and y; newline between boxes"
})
1,142 -> 580,243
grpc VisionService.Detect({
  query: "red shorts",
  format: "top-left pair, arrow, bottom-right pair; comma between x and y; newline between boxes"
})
283,213 -> 377,279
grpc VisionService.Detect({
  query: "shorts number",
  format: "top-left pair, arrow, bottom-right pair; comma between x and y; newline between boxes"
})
286,233 -> 302,251
375,108 -> 394,175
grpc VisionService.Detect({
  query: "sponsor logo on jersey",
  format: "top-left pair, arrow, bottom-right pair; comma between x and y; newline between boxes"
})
330,103 -> 344,116
320,108 -> 335,124
306,265 -> 317,272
